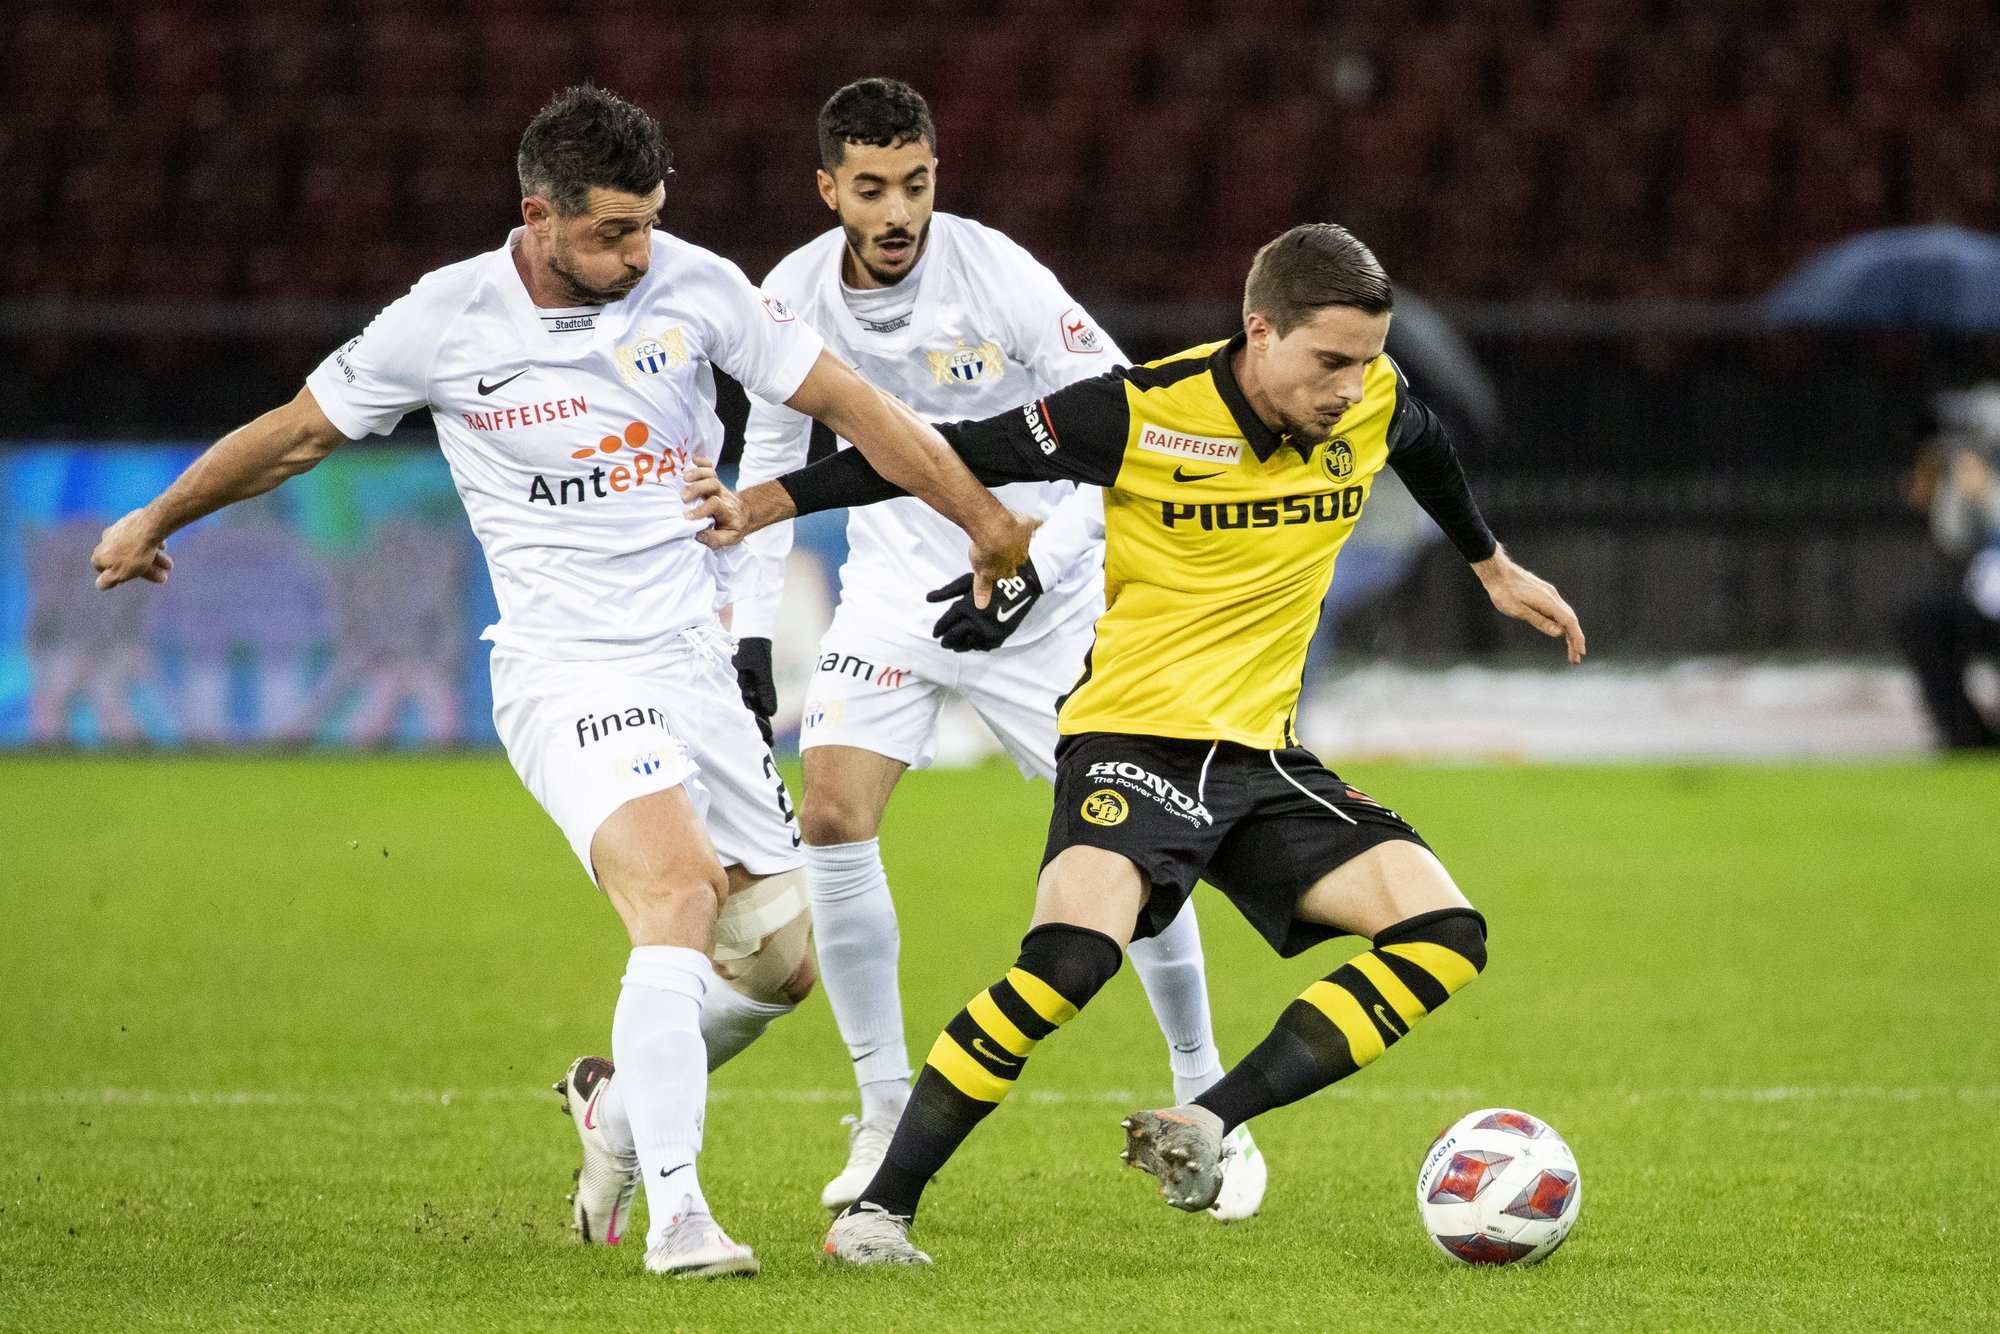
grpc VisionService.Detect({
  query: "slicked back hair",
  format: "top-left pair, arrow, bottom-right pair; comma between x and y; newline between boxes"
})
817,78 -> 936,171
517,85 -> 670,217
1242,224 -> 1394,334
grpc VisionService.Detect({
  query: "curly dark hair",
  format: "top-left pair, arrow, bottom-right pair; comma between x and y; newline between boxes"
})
1243,224 -> 1395,333
817,77 -> 936,170
517,85 -> 671,217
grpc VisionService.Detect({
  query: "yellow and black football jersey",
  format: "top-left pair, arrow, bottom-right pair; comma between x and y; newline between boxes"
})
777,333 -> 1496,749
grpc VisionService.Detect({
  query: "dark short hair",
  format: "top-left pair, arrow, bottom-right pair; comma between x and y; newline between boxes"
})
817,78 -> 936,170
517,85 -> 671,217
1242,224 -> 1394,333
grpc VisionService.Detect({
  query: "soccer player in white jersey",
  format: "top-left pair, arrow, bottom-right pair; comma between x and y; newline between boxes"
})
88,87 -> 1036,1279
731,79 -> 1266,1220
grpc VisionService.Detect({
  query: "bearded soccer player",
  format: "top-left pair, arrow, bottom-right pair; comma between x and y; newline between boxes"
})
88,86 -> 1035,1279
688,223 -> 1585,1264
730,78 -> 1264,1219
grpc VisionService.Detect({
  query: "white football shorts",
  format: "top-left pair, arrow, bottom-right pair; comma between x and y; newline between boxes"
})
491,625 -> 804,889
799,600 -> 1099,780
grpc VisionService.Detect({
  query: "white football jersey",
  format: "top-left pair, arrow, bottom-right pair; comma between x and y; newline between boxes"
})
306,228 -> 823,660
733,212 -> 1121,645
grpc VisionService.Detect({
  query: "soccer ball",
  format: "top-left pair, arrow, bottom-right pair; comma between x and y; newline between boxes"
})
1416,1108 -> 1581,1266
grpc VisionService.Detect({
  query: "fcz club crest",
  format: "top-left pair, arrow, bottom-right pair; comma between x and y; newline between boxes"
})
614,327 -> 690,386
928,338 -> 1004,387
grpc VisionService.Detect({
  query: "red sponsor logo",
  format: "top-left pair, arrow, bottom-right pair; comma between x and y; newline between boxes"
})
463,396 -> 588,433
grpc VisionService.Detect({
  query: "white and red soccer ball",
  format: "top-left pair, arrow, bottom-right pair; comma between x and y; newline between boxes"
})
1416,1108 -> 1581,1266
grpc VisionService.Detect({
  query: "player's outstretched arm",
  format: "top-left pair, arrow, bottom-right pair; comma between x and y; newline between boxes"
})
1383,376 -> 1585,663
785,350 -> 1035,603
91,388 -> 347,590
1472,544 -> 1587,663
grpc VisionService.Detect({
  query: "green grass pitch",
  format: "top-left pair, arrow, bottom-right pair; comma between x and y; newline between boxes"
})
3,755 -> 1997,1331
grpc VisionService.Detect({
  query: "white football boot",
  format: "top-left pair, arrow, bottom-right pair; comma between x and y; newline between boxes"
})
820,1114 -> 897,1211
823,1202 -> 931,1265
645,1195 -> 760,1278
552,1056 -> 638,1245
1208,1124 -> 1267,1222
1119,1104 -> 1228,1212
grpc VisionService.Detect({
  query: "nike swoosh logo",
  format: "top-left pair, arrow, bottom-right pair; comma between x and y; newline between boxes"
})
1172,466 -> 1223,482
659,1161 -> 691,1180
1373,1003 -> 1407,1037
476,369 -> 529,395
995,601 -> 1028,623
971,1036 -> 1021,1068
583,1088 -> 601,1131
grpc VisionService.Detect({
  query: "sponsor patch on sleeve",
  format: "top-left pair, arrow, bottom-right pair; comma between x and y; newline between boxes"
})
760,293 -> 796,323
1022,399 -> 1060,454
1059,305 -> 1104,355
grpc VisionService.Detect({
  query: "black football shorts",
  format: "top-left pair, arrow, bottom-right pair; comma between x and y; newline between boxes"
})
1044,732 -> 1431,957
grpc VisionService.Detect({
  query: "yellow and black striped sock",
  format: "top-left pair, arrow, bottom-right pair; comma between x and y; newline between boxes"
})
857,923 -> 1122,1219
1195,908 -> 1487,1132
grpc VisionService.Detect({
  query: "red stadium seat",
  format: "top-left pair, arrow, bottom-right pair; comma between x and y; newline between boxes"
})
1380,19 -> 1492,133
6,11 -> 118,104
699,21 -> 808,107
581,18 -> 693,106
405,161 -> 522,250
1044,24 -> 1147,109
173,127 -> 290,247
55,158 -> 167,246
474,17 -> 581,123
236,13 -> 348,102
296,163 -> 399,246
130,8 -> 231,122
361,15 -> 470,117
930,23 -> 1039,108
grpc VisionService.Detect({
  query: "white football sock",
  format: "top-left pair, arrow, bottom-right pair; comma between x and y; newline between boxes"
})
859,1076 -> 911,1126
612,944 -> 713,1244
805,838 -> 911,1091
1128,900 -> 1227,1103
700,979 -> 795,1070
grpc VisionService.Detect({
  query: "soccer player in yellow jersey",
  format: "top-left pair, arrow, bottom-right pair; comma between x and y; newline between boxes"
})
688,223 -> 1585,1265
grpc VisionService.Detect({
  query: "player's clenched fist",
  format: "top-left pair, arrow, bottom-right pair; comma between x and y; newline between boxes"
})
91,509 -> 175,590
965,508 -> 1039,609
683,461 -> 748,546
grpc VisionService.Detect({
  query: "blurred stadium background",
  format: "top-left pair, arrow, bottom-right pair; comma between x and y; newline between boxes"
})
5,0 -> 2000,757
8,7 -> 2000,1328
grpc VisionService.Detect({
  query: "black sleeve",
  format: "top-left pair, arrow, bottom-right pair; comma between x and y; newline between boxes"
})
776,370 -> 1131,517
1385,375 -> 1499,564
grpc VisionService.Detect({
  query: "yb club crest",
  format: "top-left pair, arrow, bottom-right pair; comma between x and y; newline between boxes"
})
1322,437 -> 1355,481
1080,789 -> 1129,826
928,338 -> 1004,387
615,326 -> 690,386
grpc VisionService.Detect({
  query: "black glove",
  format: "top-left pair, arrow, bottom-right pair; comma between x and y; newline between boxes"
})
733,636 -> 777,746
925,561 -> 1043,652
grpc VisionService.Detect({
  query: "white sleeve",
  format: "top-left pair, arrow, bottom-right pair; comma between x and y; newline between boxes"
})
695,259 -> 826,408
728,393 -> 817,640
303,285 -> 442,439
1027,484 -> 1105,588
994,245 -> 1128,393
